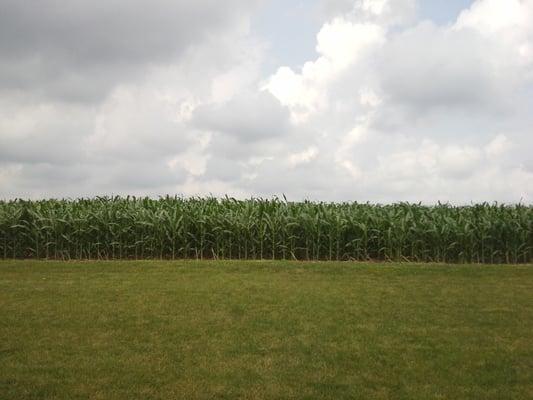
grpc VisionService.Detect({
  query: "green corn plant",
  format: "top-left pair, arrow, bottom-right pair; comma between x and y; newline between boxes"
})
0,197 -> 531,263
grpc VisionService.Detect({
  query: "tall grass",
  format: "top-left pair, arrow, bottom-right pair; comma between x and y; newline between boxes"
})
0,196 -> 531,263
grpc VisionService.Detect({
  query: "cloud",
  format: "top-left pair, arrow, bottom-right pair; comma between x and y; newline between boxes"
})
0,0 -> 265,198
484,134 -> 512,158
261,0 -> 533,202
455,0 -> 529,34
1,0 -> 533,203
288,147 -> 319,167
0,0 -> 261,102
192,91 -> 291,142
317,0 -> 416,26
379,21 -> 500,110
264,18 -> 385,123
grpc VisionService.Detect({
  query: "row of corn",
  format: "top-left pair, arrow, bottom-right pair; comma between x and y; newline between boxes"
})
0,197 -> 531,263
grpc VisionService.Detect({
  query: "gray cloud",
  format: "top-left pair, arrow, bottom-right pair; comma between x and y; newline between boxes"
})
379,22 -> 502,110
0,99 -> 93,165
0,0 -> 260,102
193,91 -> 291,142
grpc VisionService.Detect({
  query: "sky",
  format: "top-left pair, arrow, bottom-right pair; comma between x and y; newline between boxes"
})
0,0 -> 532,203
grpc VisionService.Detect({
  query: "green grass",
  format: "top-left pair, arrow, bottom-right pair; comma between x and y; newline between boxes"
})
1,261 -> 532,399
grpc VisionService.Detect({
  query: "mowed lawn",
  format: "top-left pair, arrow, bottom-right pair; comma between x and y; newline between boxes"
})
1,261 -> 532,400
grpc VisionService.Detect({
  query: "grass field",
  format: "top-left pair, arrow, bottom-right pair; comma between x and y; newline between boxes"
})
1,261 -> 532,399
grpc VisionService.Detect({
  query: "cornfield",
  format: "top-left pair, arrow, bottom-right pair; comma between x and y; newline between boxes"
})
0,196 -> 532,263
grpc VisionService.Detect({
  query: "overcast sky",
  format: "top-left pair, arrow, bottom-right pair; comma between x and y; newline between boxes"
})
1,0 -> 532,203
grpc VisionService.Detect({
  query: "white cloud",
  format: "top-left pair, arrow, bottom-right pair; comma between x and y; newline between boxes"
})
455,0 -> 528,34
264,11 -> 386,123
356,0 -> 417,26
484,134 -> 510,158
288,147 -> 319,167
359,88 -> 382,107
